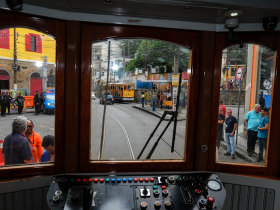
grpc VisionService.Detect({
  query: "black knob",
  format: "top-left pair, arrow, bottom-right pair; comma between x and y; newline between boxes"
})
154,201 -> 161,209
165,201 -> 172,209
140,202 -> 147,209
160,177 -> 167,183
52,195 -> 60,204
183,176 -> 188,183
168,176 -> 175,183
71,193 -> 80,202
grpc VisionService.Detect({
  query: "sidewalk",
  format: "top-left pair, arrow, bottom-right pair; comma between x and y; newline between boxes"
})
133,103 -> 186,121
220,124 -> 262,163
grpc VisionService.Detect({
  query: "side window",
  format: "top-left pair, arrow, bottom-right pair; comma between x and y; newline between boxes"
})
217,44 -> 275,166
0,27 -> 56,167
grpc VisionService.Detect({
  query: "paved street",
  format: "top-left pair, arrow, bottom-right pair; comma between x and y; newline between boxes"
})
91,99 -> 186,160
0,112 -> 54,141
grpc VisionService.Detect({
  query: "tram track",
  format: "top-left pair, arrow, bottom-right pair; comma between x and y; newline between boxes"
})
111,103 -> 184,159
92,111 -> 106,160
94,105 -> 135,160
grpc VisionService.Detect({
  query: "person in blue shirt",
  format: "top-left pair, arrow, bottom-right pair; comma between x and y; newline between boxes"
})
41,135 -> 55,162
245,104 -> 262,156
257,108 -> 269,162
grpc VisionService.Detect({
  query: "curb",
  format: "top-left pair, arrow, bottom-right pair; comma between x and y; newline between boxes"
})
133,105 -> 186,121
220,141 -> 258,163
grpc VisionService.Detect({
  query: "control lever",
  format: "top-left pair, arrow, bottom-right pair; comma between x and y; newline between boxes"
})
83,187 -> 92,210
143,186 -> 148,196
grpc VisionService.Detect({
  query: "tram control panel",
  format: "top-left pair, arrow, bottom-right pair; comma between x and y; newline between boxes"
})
47,173 -> 226,210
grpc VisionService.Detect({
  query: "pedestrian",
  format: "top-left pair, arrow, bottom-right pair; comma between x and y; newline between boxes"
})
217,107 -> 225,149
152,91 -> 157,111
144,90 -> 148,106
224,109 -> 238,159
259,91 -> 266,109
141,91 -> 144,108
219,100 -> 226,141
15,92 -> 25,115
0,91 -> 7,117
257,108 -> 269,162
160,91 -> 164,110
1,116 -> 33,165
39,92 -> 45,111
25,119 -> 43,163
219,100 -> 226,117
41,135 -> 55,162
245,104 -> 262,156
6,92 -> 13,115
34,91 -> 40,115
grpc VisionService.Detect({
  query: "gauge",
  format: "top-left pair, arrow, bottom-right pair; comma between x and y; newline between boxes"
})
207,180 -> 222,191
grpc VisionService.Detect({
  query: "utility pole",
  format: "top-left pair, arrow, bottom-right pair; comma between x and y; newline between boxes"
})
123,46 -> 125,81
42,55 -> 49,92
12,28 -> 19,90
145,39 -> 147,73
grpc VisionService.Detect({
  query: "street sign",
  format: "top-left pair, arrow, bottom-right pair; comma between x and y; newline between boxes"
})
172,75 -> 179,86
172,86 -> 178,111
236,67 -> 243,81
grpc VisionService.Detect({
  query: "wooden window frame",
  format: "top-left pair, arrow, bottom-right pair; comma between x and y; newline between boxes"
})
0,12 -> 65,179
208,32 -> 280,177
80,23 -> 200,172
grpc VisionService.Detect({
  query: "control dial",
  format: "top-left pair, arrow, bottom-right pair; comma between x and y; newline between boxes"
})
165,201 -> 172,209
140,202 -> 147,209
154,201 -> 161,209
153,190 -> 160,197
162,189 -> 168,197
168,176 -> 175,183
55,190 -> 62,196
52,195 -> 60,204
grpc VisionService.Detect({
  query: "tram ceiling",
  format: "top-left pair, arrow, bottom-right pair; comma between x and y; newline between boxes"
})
8,0 -> 279,23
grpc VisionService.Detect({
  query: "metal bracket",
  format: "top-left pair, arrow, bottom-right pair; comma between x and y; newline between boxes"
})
201,145 -> 208,152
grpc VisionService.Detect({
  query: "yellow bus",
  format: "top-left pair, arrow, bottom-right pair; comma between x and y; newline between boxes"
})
102,83 -> 135,103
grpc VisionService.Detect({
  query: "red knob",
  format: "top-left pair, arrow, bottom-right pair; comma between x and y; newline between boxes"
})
207,196 -> 215,203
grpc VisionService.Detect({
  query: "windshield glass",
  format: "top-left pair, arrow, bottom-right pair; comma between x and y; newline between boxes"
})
91,39 -> 191,161
46,95 -> 55,100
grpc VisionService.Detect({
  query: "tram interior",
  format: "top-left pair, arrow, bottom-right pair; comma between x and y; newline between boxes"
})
0,0 -> 280,209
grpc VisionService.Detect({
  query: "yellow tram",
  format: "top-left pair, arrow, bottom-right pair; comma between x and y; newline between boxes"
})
103,83 -> 135,103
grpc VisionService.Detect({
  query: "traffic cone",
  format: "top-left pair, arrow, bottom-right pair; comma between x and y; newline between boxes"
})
0,140 -> 4,165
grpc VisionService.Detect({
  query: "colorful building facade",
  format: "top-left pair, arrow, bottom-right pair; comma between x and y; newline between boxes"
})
0,27 -> 56,95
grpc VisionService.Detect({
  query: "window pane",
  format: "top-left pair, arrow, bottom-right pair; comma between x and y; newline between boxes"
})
91,39 -> 191,160
31,35 -> 36,52
217,44 -> 274,165
0,28 -> 56,167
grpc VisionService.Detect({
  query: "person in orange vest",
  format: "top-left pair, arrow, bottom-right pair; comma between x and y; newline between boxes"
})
25,119 -> 43,163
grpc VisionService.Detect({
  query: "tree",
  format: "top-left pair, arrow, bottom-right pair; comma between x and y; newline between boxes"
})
124,39 -> 190,73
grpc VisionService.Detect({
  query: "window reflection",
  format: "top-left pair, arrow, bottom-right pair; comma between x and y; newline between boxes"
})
91,39 -> 191,160
217,44 -> 274,165
0,27 -> 56,166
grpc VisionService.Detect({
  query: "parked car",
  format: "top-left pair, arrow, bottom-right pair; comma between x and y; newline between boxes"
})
100,93 -> 114,105
43,90 -> 55,114
92,92 -> 96,100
